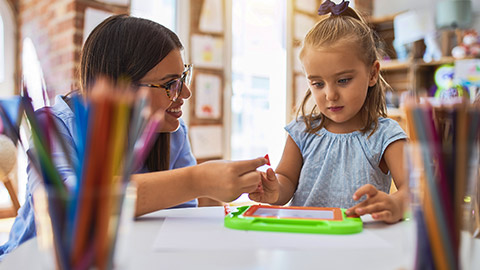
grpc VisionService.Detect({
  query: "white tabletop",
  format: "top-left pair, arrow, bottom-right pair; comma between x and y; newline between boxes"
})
1,206 -> 479,270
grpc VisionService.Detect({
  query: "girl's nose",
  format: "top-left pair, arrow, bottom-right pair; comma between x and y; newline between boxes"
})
325,86 -> 339,101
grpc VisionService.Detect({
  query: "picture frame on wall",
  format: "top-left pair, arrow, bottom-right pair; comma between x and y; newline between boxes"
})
199,0 -> 224,33
191,34 -> 224,69
193,72 -> 222,120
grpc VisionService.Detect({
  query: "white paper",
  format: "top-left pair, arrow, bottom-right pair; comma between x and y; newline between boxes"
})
194,74 -> 222,119
191,35 -> 224,69
294,14 -> 316,41
199,0 -> 224,33
83,8 -> 113,44
153,207 -> 392,251
189,125 -> 223,159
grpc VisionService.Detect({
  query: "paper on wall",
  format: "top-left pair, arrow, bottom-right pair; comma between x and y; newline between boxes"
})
191,35 -> 224,69
194,74 -> 222,119
189,125 -> 223,159
199,0 -> 224,33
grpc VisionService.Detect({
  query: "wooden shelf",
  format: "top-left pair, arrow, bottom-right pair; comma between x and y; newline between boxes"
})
367,12 -> 403,25
416,56 -> 455,67
380,56 -> 457,71
380,59 -> 411,71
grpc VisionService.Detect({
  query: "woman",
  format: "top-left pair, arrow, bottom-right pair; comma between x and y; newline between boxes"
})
0,14 -> 267,259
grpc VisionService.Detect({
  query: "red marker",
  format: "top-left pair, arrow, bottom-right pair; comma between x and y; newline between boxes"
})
264,154 -> 271,166
224,204 -> 231,216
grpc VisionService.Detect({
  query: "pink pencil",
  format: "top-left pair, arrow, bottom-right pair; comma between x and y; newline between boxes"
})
133,111 -> 164,171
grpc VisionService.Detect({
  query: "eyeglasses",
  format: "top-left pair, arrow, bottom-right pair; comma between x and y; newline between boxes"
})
136,64 -> 193,102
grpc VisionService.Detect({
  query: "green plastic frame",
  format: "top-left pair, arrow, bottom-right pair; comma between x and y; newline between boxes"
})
224,205 -> 363,234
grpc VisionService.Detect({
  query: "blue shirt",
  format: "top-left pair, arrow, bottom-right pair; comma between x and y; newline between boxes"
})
0,95 -> 197,259
286,117 -> 407,208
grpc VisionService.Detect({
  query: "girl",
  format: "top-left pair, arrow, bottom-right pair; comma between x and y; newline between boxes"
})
0,15 -> 267,259
249,1 -> 408,224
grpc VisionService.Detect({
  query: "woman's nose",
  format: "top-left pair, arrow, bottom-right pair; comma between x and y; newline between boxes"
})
180,83 -> 192,100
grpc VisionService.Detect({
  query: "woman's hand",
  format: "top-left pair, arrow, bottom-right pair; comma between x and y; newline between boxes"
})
248,168 -> 280,204
345,184 -> 405,224
195,157 -> 268,203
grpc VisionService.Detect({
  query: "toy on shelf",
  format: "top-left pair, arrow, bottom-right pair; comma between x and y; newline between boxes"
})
423,32 -> 442,63
433,64 -> 468,99
452,30 -> 480,59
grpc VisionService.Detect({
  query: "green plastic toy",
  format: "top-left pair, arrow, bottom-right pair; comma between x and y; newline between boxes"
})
224,205 -> 363,235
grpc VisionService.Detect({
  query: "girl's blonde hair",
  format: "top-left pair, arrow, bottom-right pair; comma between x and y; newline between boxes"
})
297,7 -> 388,136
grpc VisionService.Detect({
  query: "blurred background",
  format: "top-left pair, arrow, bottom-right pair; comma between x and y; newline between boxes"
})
0,0 -> 479,242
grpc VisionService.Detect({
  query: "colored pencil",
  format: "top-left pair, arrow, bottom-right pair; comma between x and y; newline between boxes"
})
19,77 -> 164,269
406,98 -> 480,270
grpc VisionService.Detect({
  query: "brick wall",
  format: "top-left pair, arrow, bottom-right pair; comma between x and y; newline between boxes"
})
16,0 -> 127,99
18,0 -> 81,97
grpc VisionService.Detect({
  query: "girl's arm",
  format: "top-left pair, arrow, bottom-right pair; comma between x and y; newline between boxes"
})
346,139 -> 408,223
274,136 -> 304,205
249,135 -> 302,205
384,139 -> 408,219
132,157 -> 268,217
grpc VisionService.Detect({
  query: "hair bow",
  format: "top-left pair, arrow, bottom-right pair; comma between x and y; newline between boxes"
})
318,0 -> 350,16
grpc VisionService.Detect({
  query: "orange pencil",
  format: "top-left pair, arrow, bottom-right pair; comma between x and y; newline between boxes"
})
95,93 -> 130,270
71,81 -> 113,267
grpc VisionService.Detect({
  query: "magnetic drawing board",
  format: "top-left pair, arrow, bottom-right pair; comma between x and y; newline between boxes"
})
224,205 -> 362,234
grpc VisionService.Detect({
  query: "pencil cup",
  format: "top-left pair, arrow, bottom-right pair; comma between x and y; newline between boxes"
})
407,137 -> 479,270
33,182 -> 137,270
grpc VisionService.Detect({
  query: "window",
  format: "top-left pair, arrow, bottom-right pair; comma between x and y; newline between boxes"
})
231,0 -> 287,165
22,38 -> 49,110
0,0 -> 14,97
230,0 -> 287,203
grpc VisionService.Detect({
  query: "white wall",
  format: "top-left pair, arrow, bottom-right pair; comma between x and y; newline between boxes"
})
374,0 -> 480,31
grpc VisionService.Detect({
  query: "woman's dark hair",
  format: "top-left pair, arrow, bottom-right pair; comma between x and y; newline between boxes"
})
80,14 -> 184,172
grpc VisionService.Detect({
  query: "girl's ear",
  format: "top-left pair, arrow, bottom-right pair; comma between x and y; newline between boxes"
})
368,60 -> 380,87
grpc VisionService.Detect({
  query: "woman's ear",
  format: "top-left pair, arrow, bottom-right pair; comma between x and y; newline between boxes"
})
368,60 -> 380,87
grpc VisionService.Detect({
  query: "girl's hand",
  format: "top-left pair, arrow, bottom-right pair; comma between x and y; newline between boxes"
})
345,184 -> 404,224
196,157 -> 268,202
248,168 -> 280,204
